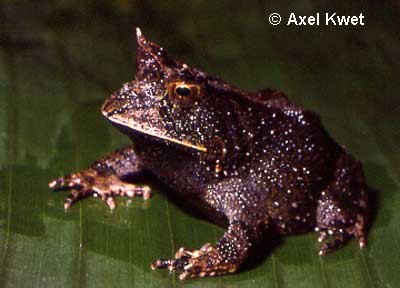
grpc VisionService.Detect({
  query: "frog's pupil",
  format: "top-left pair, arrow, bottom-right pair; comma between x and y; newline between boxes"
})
176,86 -> 192,97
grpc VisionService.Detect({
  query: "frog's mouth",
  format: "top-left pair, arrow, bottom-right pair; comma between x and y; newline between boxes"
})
101,103 -> 208,153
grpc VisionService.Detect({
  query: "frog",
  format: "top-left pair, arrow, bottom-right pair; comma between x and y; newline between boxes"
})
49,28 -> 368,280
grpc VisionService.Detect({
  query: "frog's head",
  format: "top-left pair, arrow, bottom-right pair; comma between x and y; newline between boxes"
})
102,28 -> 254,158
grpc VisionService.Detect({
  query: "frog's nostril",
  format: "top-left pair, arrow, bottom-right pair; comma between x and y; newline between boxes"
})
101,99 -> 112,116
101,96 -> 122,117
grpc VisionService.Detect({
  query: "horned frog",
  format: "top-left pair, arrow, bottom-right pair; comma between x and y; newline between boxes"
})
49,28 -> 368,280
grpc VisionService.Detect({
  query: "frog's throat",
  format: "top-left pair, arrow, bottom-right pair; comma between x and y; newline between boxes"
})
105,114 -> 208,153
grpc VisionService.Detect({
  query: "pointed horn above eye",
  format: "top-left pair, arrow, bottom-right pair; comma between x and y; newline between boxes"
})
136,27 -> 142,37
135,27 -> 162,55
134,27 -> 182,75
136,27 -> 145,45
136,27 -> 151,50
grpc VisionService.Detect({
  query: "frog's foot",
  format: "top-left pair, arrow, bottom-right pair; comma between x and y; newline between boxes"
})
49,168 -> 151,209
150,243 -> 238,280
316,214 -> 366,256
316,153 -> 368,255
316,228 -> 349,255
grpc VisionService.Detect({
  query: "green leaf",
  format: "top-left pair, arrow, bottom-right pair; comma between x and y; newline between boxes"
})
1,1 -> 399,287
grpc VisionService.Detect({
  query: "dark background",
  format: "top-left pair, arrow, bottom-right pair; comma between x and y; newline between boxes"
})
0,1 -> 399,287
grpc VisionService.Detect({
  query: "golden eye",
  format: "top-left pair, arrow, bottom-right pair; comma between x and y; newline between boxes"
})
174,85 -> 192,97
168,82 -> 201,106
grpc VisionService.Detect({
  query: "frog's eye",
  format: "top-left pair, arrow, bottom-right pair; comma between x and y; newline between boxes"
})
174,85 -> 192,97
168,82 -> 202,106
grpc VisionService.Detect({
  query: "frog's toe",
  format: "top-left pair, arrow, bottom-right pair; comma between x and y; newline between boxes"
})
49,174 -> 84,191
61,186 -> 118,210
317,231 -> 327,242
177,260 -> 238,280
64,189 -> 93,209
151,257 -> 188,271
151,244 -> 238,280
319,237 -> 345,255
117,184 -> 152,200
358,235 -> 366,248
354,214 -> 367,248
62,188 -> 117,210
150,247 -> 193,271
101,193 -> 117,210
317,229 -> 349,255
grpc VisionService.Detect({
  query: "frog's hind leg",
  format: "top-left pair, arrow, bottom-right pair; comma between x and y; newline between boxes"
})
316,153 -> 368,255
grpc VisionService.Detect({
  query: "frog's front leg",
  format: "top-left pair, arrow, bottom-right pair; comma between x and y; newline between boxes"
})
151,221 -> 261,279
151,179 -> 265,279
49,146 -> 150,209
